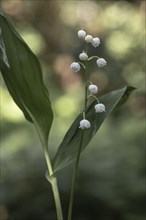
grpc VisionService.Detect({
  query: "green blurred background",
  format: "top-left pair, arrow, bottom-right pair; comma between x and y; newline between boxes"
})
0,1 -> 145,220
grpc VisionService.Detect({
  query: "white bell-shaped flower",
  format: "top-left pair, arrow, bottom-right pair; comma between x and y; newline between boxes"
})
79,119 -> 91,129
95,103 -> 105,113
70,62 -> 81,72
96,58 -> 107,68
91,37 -> 100,47
85,35 -> 93,43
88,84 -> 98,94
78,30 -> 86,38
79,52 -> 88,61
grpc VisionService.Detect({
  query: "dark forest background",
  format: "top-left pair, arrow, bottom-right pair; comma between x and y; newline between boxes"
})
0,1 -> 145,220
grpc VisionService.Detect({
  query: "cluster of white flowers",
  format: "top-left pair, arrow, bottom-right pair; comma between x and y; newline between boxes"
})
70,29 -> 107,73
70,29 -> 106,130
78,30 -> 100,48
79,83 -> 105,129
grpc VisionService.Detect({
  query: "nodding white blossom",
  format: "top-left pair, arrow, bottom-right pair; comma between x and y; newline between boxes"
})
85,35 -> 93,43
95,103 -> 105,113
91,37 -> 100,47
70,62 -> 81,72
79,52 -> 88,61
78,30 -> 86,38
79,119 -> 91,129
88,84 -> 98,94
96,58 -> 107,68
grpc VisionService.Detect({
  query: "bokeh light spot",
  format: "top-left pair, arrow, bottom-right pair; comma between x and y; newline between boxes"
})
54,95 -> 78,118
1,87 -> 24,122
20,26 -> 45,54
106,31 -> 133,59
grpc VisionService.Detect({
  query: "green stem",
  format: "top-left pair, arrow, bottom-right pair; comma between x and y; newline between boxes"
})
88,94 -> 100,103
43,146 -> 63,220
67,130 -> 84,220
68,49 -> 88,220
84,60 -> 88,111
88,55 -> 99,61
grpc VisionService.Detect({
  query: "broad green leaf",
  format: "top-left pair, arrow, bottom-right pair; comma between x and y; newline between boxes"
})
0,11 -> 53,144
53,86 -> 135,172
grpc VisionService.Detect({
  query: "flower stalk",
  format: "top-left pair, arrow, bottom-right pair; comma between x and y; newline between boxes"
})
67,130 -> 84,220
68,29 -> 107,220
43,145 -> 63,220
68,56 -> 89,220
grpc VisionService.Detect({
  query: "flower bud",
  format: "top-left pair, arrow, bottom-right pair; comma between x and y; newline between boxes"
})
79,52 -> 88,61
91,37 -> 100,47
96,58 -> 107,68
79,119 -> 91,129
85,35 -> 93,43
95,103 -> 105,113
78,30 -> 86,38
88,84 -> 98,94
70,62 -> 81,72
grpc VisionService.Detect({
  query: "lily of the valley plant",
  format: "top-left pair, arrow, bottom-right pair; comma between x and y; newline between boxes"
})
0,11 -> 135,220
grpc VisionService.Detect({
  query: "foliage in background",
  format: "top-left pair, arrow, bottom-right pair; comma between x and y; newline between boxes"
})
0,1 -> 145,220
